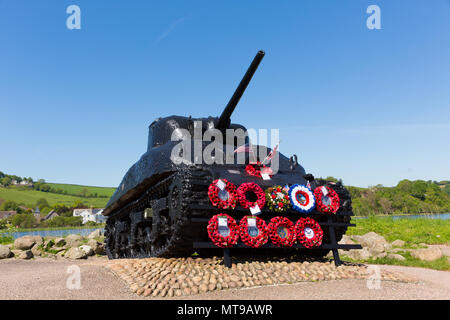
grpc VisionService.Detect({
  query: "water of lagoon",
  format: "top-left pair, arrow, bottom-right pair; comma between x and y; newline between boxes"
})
11,228 -> 104,239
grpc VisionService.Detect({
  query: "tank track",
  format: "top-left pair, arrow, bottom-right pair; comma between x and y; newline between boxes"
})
104,172 -> 352,259
104,168 -> 213,259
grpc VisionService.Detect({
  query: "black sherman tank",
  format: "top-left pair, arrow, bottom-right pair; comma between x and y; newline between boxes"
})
103,51 -> 353,259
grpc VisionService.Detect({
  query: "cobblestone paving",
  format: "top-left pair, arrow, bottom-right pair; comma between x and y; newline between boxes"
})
103,256 -> 417,298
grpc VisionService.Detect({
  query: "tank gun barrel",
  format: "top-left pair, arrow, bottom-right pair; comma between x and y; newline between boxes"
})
216,50 -> 265,129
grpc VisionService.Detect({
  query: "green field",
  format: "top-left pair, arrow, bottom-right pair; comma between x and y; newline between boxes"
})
343,216 -> 450,270
0,186 -> 111,208
347,216 -> 450,245
46,183 -> 115,197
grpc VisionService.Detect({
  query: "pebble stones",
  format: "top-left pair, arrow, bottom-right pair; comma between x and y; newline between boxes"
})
104,257 -> 416,298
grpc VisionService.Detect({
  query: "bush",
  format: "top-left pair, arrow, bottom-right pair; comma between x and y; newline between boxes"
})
1,177 -> 12,187
0,221 -> 17,244
41,216 -> 83,228
0,219 -> 8,230
0,235 -> 13,244
71,200 -> 88,209
84,221 -> 102,227
36,198 -> 50,210
40,206 -> 51,215
0,200 -> 29,213
40,184 -> 51,192
11,214 -> 37,228
349,180 -> 450,216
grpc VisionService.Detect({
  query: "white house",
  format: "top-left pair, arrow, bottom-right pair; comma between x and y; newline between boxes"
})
73,208 -> 107,224
11,180 -> 33,187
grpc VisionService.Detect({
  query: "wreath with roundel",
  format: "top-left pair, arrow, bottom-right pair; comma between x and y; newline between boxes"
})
295,217 -> 323,248
239,216 -> 269,248
208,179 -> 238,210
289,184 -> 315,214
245,161 -> 272,178
237,182 -> 266,210
265,185 -> 291,212
207,214 -> 239,248
267,216 -> 296,247
313,185 -> 340,214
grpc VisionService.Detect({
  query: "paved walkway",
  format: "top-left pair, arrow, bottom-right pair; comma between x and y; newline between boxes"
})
0,258 -> 448,300
181,264 -> 450,300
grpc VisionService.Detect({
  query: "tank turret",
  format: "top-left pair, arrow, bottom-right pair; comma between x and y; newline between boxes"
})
146,50 -> 264,152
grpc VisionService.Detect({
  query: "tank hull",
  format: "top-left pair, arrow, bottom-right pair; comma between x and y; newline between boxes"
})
103,148 -> 352,259
102,49 -> 354,259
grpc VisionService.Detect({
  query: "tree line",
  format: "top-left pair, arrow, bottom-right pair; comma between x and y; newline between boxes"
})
346,179 -> 450,216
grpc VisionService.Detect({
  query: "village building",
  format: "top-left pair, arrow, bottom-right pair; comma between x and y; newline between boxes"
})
18,205 -> 29,212
11,180 -> 34,187
73,208 -> 106,224
34,207 -> 41,223
42,209 -> 59,221
0,211 -> 17,220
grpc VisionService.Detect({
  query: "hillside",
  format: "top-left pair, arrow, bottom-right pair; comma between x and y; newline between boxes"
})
45,183 -> 115,198
0,170 -> 116,210
0,186 -> 111,208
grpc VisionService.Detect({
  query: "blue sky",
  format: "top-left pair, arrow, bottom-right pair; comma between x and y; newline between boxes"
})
0,0 -> 449,188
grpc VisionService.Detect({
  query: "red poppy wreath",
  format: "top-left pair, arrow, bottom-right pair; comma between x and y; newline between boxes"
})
295,217 -> 323,248
313,185 -> 340,214
239,216 -> 269,248
208,179 -> 238,210
207,214 -> 239,248
267,216 -> 296,247
245,161 -> 272,178
237,182 -> 266,210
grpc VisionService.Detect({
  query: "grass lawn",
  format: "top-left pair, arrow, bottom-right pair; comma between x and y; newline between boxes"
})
0,186 -> 110,208
347,216 -> 449,245
342,252 -> 450,271
367,252 -> 449,271
344,216 -> 450,270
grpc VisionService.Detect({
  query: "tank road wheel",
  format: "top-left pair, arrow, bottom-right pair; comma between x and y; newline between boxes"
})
172,170 -> 219,258
135,222 -> 152,257
141,223 -> 153,257
104,170 -> 212,259
105,218 -> 117,259
147,172 -> 194,257
128,211 -> 149,258
102,174 -> 175,259
105,218 -> 129,259
149,207 -> 171,256
115,220 -> 130,258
